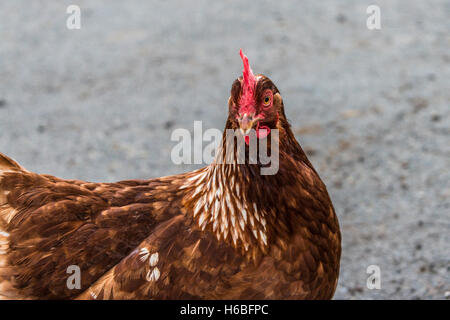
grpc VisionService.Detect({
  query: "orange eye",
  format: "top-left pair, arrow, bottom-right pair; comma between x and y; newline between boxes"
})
263,96 -> 271,106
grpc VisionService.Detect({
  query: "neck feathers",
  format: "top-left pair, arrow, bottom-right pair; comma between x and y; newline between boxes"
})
181,144 -> 274,260
180,123 -> 311,261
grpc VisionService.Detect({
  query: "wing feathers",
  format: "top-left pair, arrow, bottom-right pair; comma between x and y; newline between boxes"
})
0,155 -> 177,299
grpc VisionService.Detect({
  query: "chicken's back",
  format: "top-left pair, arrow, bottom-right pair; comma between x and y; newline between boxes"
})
0,152 -> 181,299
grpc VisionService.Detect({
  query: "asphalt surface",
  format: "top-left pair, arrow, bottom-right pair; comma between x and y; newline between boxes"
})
0,1 -> 449,299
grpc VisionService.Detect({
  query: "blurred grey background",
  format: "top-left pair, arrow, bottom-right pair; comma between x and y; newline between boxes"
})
0,0 -> 448,299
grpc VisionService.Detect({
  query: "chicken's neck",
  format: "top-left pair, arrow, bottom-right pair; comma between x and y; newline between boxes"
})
181,123 -> 311,259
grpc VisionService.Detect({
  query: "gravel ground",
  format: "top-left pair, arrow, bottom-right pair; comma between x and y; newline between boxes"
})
0,1 -> 448,299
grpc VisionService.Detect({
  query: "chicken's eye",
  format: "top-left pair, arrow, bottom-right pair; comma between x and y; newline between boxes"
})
263,96 -> 271,107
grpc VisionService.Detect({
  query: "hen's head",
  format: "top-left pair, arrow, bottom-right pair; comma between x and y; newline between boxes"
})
228,49 -> 286,141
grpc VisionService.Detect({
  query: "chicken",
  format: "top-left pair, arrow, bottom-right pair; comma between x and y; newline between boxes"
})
0,50 -> 341,300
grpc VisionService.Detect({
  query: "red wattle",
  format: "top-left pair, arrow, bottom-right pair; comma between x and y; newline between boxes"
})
244,125 -> 270,145
256,125 -> 270,139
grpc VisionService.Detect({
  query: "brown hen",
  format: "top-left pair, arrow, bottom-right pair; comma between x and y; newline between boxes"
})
0,50 -> 340,300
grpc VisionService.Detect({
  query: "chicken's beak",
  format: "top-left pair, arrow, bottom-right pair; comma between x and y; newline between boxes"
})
238,113 -> 258,135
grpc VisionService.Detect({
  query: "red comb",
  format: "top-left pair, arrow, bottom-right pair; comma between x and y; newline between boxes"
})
239,49 -> 256,113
